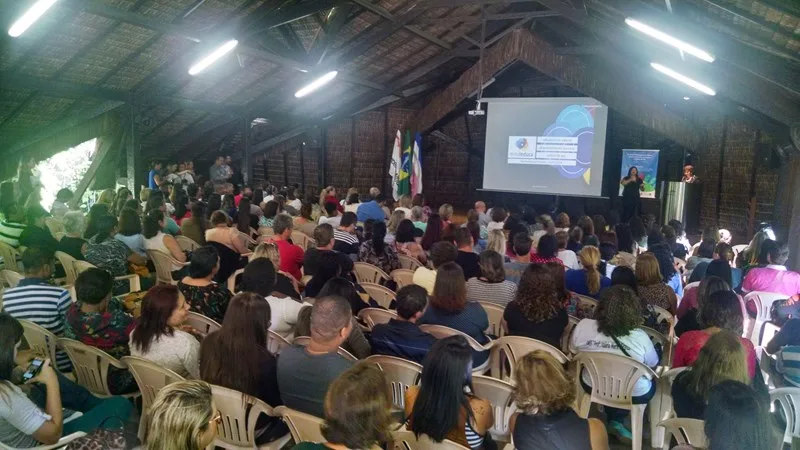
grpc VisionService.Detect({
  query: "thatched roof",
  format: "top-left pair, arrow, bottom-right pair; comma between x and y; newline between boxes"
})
0,0 -> 797,161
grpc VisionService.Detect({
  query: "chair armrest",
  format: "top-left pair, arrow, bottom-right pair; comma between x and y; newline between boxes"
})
114,274 -> 141,292
31,431 -> 87,449
241,252 -> 253,258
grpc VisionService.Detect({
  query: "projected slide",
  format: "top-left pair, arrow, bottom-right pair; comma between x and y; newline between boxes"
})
482,98 -> 608,197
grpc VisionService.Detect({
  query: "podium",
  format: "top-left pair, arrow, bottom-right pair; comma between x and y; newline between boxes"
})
663,182 -> 703,234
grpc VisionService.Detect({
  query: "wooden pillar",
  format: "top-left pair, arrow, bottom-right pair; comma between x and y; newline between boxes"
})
786,159 -> 800,271
242,117 -> 253,185
126,103 -> 138,198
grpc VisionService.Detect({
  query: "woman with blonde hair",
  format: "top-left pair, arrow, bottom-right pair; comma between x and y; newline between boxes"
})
395,194 -> 413,217
439,203 -> 454,226
486,229 -> 508,261
385,209 -> 405,245
565,246 -> 610,298
511,350 -> 608,450
635,252 -> 678,314
96,188 -> 115,206
145,380 -> 219,450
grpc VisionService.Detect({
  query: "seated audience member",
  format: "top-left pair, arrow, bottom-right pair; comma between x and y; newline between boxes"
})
686,237 -> 715,276
206,210 -> 249,254
343,191 -> 361,214
87,214 -> 147,294
57,211 -> 88,260
487,207 -> 507,232
675,275 -> 732,336
332,212 -> 360,257
410,206 -> 427,232
486,229 -> 507,260
766,318 -> 800,385
690,242 -> 742,289
293,202 -> 317,237
466,250 -> 517,307
413,241 -> 458,295
356,194 -> 386,224
178,246 -> 231,323
570,285 -> 658,440
420,214 -> 444,251
648,239 -> 684,298
673,290 -> 757,378
310,279 -> 373,358
200,292 -> 287,443
635,252 -> 678,314
565,246 -> 610,299
371,284 -> 436,364
610,223 -> 637,269
249,243 -> 301,299
0,314 -> 134,448
181,201 -> 209,245
385,210 -> 404,245
736,230 -> 768,271
65,269 -> 137,394
628,216 -> 647,252
83,203 -> 109,240
419,263 -> 490,366
303,223 -> 353,277
293,363 -> 392,450
395,219 -> 427,264
555,230 -> 580,270
19,205 -> 59,255
671,330 -> 753,419
259,200 -> 280,228
0,205 -> 25,248
144,209 -> 188,276
358,221 -> 400,274
50,188 -> 73,218
239,258 -> 306,338
146,191 -> 180,235
318,202 -> 342,227
742,240 -> 799,297
511,350 -> 608,450
304,251 -> 353,298
3,247 -> 73,372
144,380 -> 219,450
277,296 -> 355,417
454,227 -> 480,280
129,285 -> 200,378
566,226 -> 584,253
530,234 -> 562,265
679,259 -> 734,317
270,213 -> 304,280
577,216 -> 598,247
504,232 -> 533,284
704,381 -> 772,450
438,203 -> 454,226
405,336 -> 494,449
114,207 -> 146,257
504,264 -> 568,348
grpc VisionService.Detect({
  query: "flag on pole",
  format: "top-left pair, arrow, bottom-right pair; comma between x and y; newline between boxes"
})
398,130 -> 411,196
411,132 -> 423,196
389,130 -> 402,200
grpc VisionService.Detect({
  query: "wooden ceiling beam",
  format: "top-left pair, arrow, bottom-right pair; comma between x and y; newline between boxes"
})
351,0 -> 453,50
413,11 -> 560,24
307,4 -> 356,65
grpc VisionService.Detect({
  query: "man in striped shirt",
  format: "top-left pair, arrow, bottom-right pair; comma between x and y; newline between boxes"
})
0,203 -> 26,248
333,212 -> 360,257
2,247 -> 72,372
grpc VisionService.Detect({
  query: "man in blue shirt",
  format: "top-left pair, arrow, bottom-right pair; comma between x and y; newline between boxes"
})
370,285 -> 436,364
356,194 -> 386,224
504,232 -> 532,284
147,161 -> 162,190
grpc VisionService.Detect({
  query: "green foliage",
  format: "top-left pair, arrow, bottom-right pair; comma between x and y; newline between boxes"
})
36,138 -> 96,210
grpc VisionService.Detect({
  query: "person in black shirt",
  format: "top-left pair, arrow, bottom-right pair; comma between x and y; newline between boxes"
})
19,204 -> 59,255
454,228 -> 480,280
620,166 -> 644,222
371,284 -> 436,364
303,223 -> 353,277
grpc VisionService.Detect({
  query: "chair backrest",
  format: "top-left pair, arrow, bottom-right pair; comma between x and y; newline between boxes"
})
418,324 -> 487,352
575,295 -> 598,317
45,217 -> 65,235
770,387 -> 800,445
366,355 -> 422,410
274,406 -> 326,443
0,241 -> 21,273
657,418 -> 706,450
640,326 -> 670,366
390,430 -> 469,450
185,311 -> 221,336
291,230 -> 316,250
361,282 -> 397,309
121,356 -> 185,438
267,330 -> 292,355
398,254 -> 423,271
760,321 -> 782,348
0,269 -> 23,288
391,268 -> 415,288
175,235 -> 200,252
478,301 -> 505,337
489,335 -> 569,381
55,251 -> 79,285
357,307 -> 398,329
145,249 -> 180,285
471,375 -> 517,442
72,260 -> 96,276
211,384 -> 282,448
57,338 -> 125,397
227,268 -> 244,293
745,291 -> 788,343
650,367 -> 689,438
293,336 -> 358,361
19,320 -> 59,364
258,226 -> 275,238
561,315 -> 580,355
574,352 -> 657,409
353,262 -> 391,284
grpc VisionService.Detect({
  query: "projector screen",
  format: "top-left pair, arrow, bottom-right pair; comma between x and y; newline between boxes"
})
482,97 -> 609,197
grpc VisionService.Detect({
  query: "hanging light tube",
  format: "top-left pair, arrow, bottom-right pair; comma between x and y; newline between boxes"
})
294,71 -> 339,98
8,0 -> 58,37
188,39 -> 239,76
626,18 -> 715,63
651,63 -> 716,96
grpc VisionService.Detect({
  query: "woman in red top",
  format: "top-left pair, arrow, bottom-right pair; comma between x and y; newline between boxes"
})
673,290 -> 757,378
319,186 -> 343,213
530,234 -> 563,265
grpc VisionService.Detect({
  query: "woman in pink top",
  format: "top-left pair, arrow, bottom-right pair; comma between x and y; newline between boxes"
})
205,211 -> 248,254
742,240 -> 800,297
674,290 -> 757,378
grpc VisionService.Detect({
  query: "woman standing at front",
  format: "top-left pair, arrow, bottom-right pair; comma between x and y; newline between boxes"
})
620,166 -> 644,222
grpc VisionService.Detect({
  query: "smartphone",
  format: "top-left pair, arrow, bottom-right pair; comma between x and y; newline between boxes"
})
22,358 -> 44,382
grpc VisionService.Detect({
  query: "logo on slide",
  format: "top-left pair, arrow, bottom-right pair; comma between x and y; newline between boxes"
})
515,138 -> 530,151
543,105 -> 596,184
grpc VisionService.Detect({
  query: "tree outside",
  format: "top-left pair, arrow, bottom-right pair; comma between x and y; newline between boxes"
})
36,138 -> 96,211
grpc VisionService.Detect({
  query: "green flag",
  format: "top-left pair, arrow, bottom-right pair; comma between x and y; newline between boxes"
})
398,130 -> 411,196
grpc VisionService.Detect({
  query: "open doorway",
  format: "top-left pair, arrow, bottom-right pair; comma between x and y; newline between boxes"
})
36,138 -> 96,211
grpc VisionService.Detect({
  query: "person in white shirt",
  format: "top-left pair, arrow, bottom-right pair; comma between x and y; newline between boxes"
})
318,202 -> 342,228
570,284 -> 658,442
474,201 -> 490,228
395,195 -> 413,217
555,230 -> 580,270
487,207 -> 507,232
239,258 -> 308,339
288,189 -> 303,211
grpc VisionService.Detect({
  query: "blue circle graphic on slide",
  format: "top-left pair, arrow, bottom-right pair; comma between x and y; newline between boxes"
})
556,105 -> 594,132
543,105 -> 595,181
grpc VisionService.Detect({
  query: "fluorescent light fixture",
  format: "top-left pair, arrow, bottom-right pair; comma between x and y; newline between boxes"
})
626,18 -> 715,63
294,71 -> 338,98
8,0 -> 57,37
188,39 -> 238,76
651,63 -> 716,96
683,96 -> 691,100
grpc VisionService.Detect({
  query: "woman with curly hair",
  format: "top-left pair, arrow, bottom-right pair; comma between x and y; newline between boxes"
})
511,350 -> 608,450
503,264 -> 567,348
570,285 -> 658,442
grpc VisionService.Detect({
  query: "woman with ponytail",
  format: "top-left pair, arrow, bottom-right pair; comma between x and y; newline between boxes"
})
565,246 -> 610,299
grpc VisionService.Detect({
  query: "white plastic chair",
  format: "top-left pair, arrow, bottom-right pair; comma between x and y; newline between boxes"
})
478,301 -> 505,337
770,387 -> 800,446
57,338 -> 137,398
397,254 -> 423,271
0,269 -> 23,288
19,320 -> 60,370
293,336 -> 358,361
55,251 -> 79,286
0,241 -> 21,272
267,330 -> 291,355
121,356 -> 186,439
227,268 -> 244,293
575,294 -> 598,317
561,315 -> 580,355
649,367 -> 688,449
361,282 -> 396,309
273,406 -> 326,443
290,230 -> 316,250
419,324 -> 492,374
185,311 -> 221,336
391,268 -> 415,288
175,235 -> 201,252
358,307 -> 397,329
0,432 -> 87,450
641,326 -> 672,366
366,355 -> 422,411
73,260 -> 141,294
574,352 -> 658,450
472,375 -> 517,443
145,249 -> 188,285
489,335 -> 569,382
353,262 -> 391,284
390,430 -> 469,450
211,384 -> 291,449
745,291 -> 788,345
656,418 -> 706,450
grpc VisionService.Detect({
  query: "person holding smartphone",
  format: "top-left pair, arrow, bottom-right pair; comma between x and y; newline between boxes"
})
0,313 -> 132,447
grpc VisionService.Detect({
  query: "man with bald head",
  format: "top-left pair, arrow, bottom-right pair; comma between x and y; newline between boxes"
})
277,295 -> 354,417
475,201 -> 489,227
